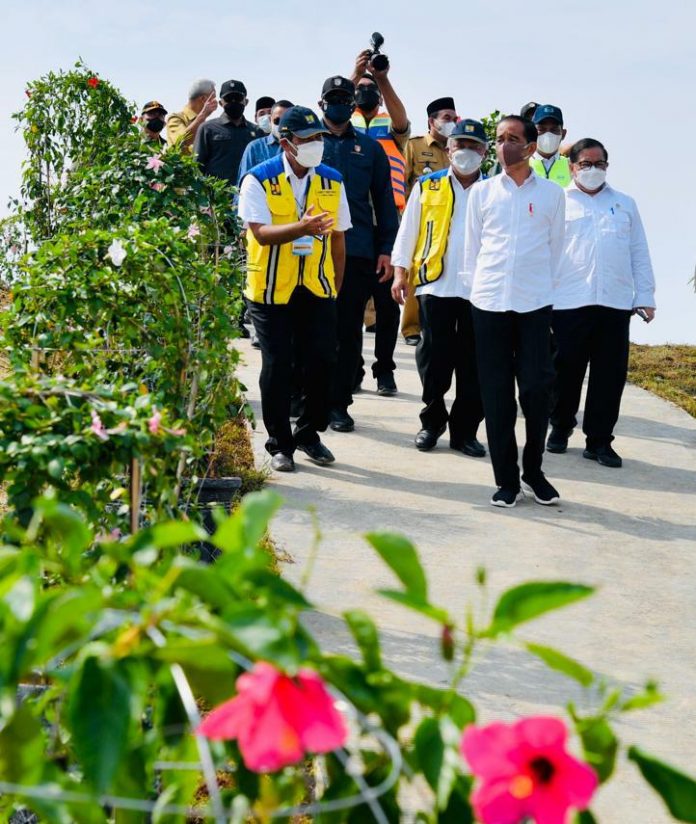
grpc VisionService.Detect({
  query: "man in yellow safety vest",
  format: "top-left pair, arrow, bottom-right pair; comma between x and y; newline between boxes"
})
529,104 -> 571,187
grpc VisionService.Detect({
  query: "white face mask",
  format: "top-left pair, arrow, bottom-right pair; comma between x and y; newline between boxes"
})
292,139 -> 324,169
257,114 -> 272,134
450,148 -> 483,175
537,131 -> 562,155
436,120 -> 456,138
576,167 -> 607,191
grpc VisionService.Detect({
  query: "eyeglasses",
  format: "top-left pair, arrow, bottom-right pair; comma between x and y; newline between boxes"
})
575,160 -> 608,170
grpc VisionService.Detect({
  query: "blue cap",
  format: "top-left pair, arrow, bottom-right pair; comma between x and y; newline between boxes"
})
533,104 -> 564,125
449,119 -> 487,144
279,106 -> 330,139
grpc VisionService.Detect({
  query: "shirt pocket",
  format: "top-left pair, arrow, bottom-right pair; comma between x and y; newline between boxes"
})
267,196 -> 294,219
564,211 -> 594,265
599,210 -> 630,238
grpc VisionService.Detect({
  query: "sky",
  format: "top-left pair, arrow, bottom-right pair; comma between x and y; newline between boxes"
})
1,0 -> 694,344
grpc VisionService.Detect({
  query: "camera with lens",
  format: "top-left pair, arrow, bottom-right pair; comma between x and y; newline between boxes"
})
368,32 -> 389,72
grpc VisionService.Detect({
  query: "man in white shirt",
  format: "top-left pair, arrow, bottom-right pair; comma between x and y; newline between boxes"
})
547,138 -> 656,467
391,119 -> 487,457
463,115 -> 565,508
238,106 -> 352,473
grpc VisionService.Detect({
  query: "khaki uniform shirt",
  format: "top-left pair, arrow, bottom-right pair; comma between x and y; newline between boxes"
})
404,133 -> 450,196
166,104 -> 198,151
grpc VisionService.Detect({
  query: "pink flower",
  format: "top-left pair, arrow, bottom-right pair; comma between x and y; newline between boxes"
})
146,155 -> 164,173
196,662 -> 348,773
165,427 -> 186,437
90,411 -> 109,441
461,716 -> 597,824
186,224 -> 200,240
148,410 -> 162,435
149,181 -> 165,192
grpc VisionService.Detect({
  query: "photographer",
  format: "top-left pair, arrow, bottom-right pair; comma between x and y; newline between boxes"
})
349,35 -> 410,397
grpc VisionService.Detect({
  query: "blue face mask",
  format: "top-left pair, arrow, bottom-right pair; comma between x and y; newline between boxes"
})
324,102 -> 354,125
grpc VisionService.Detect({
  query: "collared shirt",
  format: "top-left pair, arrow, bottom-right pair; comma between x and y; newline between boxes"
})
392,169 -> 482,299
237,134 -> 282,184
237,153 -> 352,231
166,104 -> 198,151
534,150 -> 559,173
403,133 -> 450,196
194,113 -> 262,184
463,171 -> 566,313
554,182 -> 656,310
321,122 -> 399,260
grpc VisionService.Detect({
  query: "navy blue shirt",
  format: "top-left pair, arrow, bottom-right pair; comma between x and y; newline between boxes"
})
321,122 -> 398,260
194,113 -> 261,185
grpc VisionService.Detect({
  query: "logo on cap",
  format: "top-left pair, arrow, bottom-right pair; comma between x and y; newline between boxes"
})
306,114 -> 316,123
333,78 -> 342,86
465,124 -> 474,132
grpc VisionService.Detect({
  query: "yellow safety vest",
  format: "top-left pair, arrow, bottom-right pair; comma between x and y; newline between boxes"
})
411,169 -> 454,287
244,156 -> 343,305
530,155 -> 572,187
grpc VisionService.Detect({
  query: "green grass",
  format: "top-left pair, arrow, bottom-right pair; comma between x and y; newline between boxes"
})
628,344 -> 696,418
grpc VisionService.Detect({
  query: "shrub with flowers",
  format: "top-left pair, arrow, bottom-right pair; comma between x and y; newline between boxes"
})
0,492 -> 693,822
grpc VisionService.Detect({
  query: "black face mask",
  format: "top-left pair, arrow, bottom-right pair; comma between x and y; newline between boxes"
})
146,117 -> 165,133
324,102 -> 354,125
224,101 -> 245,120
355,88 -> 380,112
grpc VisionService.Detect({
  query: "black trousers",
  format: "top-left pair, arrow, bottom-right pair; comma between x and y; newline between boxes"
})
331,256 -> 379,411
472,305 -> 554,490
551,305 -> 631,449
416,295 -> 484,441
248,288 -> 337,456
356,276 -> 400,384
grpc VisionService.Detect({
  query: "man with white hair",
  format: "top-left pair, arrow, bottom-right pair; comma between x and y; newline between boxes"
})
166,79 -> 218,151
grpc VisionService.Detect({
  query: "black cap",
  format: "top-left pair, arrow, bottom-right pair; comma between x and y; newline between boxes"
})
279,106 -> 330,139
141,100 -> 167,115
321,76 -> 356,98
520,101 -> 540,120
533,104 -> 564,125
427,97 -> 456,117
255,96 -> 275,112
450,119 -> 487,145
220,79 -> 247,99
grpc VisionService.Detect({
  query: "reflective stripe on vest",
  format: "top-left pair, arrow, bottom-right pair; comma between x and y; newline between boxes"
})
411,169 -> 454,287
244,158 -> 343,305
351,111 -> 407,211
530,155 -> 572,187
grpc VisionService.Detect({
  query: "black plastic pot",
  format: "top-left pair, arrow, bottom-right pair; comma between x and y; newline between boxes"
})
183,476 -> 242,563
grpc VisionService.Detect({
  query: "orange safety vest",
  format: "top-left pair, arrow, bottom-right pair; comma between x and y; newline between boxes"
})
351,110 -> 407,212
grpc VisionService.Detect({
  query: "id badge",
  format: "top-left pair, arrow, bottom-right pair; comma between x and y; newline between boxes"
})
292,235 -> 314,256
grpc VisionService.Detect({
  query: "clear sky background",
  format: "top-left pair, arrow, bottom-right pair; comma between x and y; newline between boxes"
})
2,0 -> 694,344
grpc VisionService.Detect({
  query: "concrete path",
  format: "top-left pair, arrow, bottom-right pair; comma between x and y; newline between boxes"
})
237,336 -> 696,823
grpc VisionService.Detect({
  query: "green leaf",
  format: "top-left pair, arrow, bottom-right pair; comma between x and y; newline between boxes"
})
212,490 -> 282,553
367,532 -> 427,599
0,703 -> 45,784
486,582 -> 594,636
149,520 -> 206,548
344,610 -> 382,672
414,684 -> 476,729
414,717 -> 462,810
575,811 -> 599,824
628,747 -> 696,822
377,589 -> 450,624
525,642 -> 594,687
68,657 -> 133,793
574,715 -> 618,784
621,681 -> 664,713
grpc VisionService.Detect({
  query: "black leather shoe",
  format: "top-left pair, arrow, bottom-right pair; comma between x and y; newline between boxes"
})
329,409 -> 355,432
450,438 -> 486,458
296,441 -> 335,465
546,427 -> 571,453
377,373 -> 398,396
270,453 -> 295,472
583,444 -> 622,468
415,425 -> 446,451
404,334 -> 421,346
364,323 -> 377,333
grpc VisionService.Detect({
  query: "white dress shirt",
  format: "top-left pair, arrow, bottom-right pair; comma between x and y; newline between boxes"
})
391,169 -> 482,299
238,153 -> 352,231
534,150 -> 559,174
554,182 -> 656,310
463,171 -> 566,313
